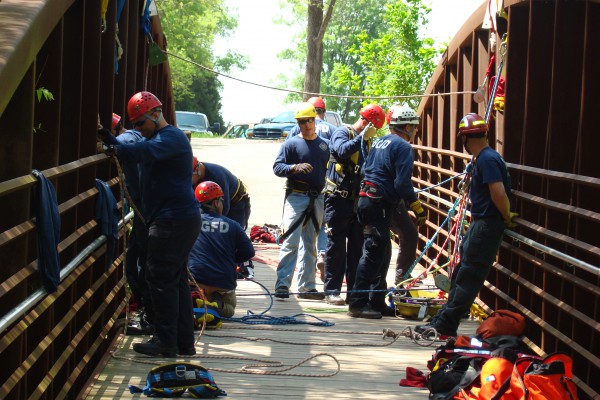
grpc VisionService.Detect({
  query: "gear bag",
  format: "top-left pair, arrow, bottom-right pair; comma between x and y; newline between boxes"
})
129,362 -> 226,398
487,352 -> 579,400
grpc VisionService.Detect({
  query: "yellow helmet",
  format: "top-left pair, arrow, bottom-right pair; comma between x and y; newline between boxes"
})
294,102 -> 317,119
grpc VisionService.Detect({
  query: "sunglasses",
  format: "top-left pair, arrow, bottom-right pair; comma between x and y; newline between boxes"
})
297,118 -> 315,125
132,116 -> 149,127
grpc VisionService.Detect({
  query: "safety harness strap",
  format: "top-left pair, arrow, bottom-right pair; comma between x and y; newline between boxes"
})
279,190 -> 320,242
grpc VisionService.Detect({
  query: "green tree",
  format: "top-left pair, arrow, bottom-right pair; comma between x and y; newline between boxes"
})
157,0 -> 247,130
279,0 -> 441,121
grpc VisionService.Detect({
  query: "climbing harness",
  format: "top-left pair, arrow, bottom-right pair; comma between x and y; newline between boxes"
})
278,181 -> 321,243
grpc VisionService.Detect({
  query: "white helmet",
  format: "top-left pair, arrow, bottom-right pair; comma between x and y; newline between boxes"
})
386,105 -> 419,126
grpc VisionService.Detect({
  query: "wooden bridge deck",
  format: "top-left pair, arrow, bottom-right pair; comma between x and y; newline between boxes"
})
84,244 -> 480,399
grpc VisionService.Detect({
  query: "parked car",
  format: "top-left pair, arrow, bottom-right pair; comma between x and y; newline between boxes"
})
175,111 -> 220,138
248,110 -> 343,140
222,123 -> 255,139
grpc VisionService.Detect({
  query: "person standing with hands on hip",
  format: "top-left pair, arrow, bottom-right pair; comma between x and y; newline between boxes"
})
273,102 -> 330,300
416,113 -> 515,338
100,91 -> 201,356
348,105 -> 423,319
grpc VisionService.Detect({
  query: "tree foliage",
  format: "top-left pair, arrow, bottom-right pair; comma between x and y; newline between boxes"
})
157,0 -> 247,130
279,0 -> 442,121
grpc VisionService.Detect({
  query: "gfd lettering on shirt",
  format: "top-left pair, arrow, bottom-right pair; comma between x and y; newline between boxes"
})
372,139 -> 391,149
201,220 -> 230,233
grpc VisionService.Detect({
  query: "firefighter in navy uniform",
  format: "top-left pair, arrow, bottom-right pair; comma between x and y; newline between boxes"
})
100,91 -> 201,356
323,104 -> 385,306
192,158 -> 251,231
348,105 -> 424,319
188,181 -> 255,318
385,105 -> 427,284
416,113 -> 515,337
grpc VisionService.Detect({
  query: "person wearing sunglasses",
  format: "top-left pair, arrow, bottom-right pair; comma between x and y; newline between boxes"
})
272,102 -> 330,301
285,97 -> 337,283
99,91 -> 201,357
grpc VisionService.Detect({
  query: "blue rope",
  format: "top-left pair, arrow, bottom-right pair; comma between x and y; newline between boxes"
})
401,162 -> 473,280
415,172 -> 466,193
223,279 -> 334,327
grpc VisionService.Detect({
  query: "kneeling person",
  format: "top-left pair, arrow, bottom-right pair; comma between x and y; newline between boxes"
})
188,181 -> 255,318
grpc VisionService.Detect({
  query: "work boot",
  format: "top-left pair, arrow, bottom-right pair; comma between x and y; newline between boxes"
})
274,286 -> 289,299
297,289 -> 325,300
374,305 -> 397,317
133,336 -> 177,357
178,344 -> 197,356
348,305 -> 382,319
126,311 -> 155,335
326,294 -> 346,306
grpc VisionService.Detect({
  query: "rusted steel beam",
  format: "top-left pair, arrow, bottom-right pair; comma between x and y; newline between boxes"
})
516,218 -> 600,257
507,162 -> 600,188
512,189 -> 600,223
0,0 -> 75,117
0,154 -> 105,198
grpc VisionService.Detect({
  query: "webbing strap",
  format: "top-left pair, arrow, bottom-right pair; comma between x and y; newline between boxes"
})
279,192 -> 320,242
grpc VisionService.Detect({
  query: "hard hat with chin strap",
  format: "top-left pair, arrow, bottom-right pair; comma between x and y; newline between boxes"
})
359,104 -> 385,129
195,181 -> 224,204
458,113 -> 487,137
294,102 -> 317,119
127,91 -> 162,121
308,96 -> 326,111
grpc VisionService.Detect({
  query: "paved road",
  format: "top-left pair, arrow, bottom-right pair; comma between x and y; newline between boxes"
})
192,137 -> 287,228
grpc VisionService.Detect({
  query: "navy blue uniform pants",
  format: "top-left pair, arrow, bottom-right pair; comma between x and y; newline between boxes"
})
350,196 -> 394,310
433,216 -> 505,333
228,196 -> 251,231
125,212 -> 152,319
323,194 -> 363,296
145,212 -> 201,348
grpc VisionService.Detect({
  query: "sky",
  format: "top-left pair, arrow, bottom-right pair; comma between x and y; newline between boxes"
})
213,0 -> 483,125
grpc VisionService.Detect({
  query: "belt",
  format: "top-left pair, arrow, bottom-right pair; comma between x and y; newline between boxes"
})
231,179 -> 248,204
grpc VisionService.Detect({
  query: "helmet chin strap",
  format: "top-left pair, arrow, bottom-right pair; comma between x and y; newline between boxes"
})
149,111 -> 162,130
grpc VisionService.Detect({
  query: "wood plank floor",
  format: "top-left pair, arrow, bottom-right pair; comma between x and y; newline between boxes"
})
85,244 -> 480,399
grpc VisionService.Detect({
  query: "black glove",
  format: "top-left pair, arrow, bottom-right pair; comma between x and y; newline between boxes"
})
102,144 -> 116,156
97,127 -> 111,141
291,163 -> 313,174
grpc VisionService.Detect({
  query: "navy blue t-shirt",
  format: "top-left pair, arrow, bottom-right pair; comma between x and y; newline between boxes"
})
202,162 -> 241,216
470,147 -> 512,218
115,129 -> 143,201
188,212 -> 255,290
286,119 -> 337,141
273,135 -> 330,191
362,133 -> 416,204
111,124 -> 200,223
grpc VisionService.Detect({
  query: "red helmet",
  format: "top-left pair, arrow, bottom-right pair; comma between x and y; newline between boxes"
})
458,113 -> 487,136
359,104 -> 385,129
195,181 -> 224,203
308,96 -> 326,111
192,156 -> 199,171
127,91 -> 162,121
112,113 -> 122,129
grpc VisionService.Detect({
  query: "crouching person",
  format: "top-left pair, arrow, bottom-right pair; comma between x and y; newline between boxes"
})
188,181 -> 255,319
